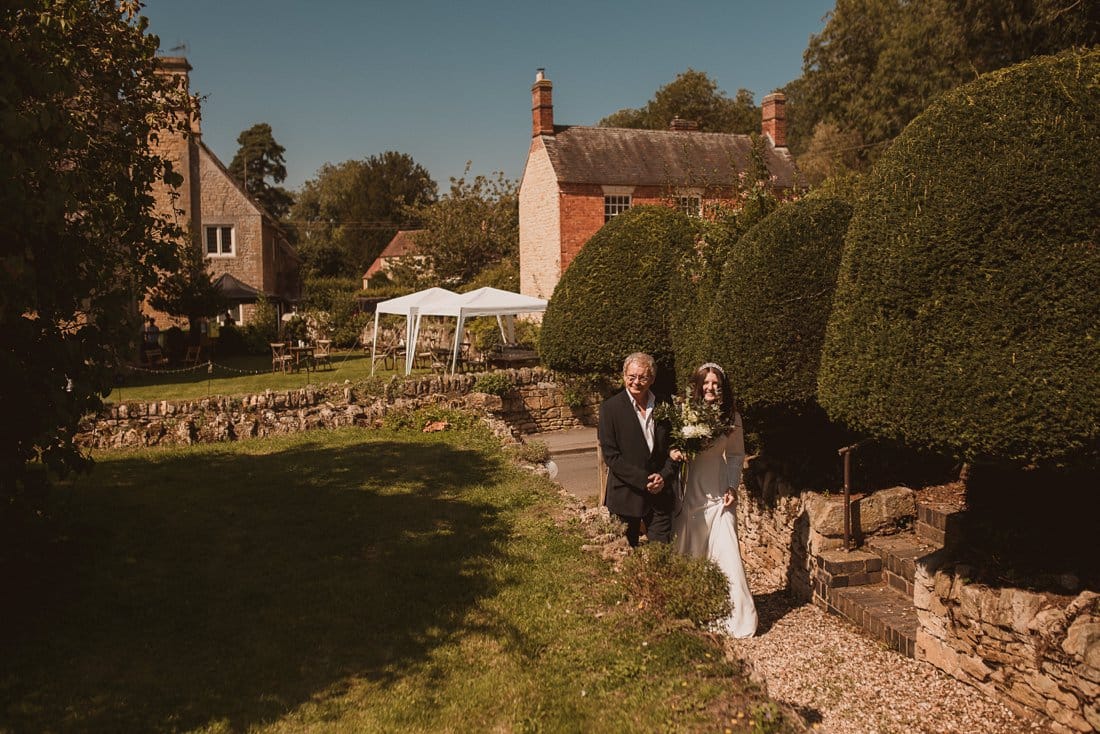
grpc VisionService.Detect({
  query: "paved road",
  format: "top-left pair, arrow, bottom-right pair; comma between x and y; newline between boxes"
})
535,427 -> 602,506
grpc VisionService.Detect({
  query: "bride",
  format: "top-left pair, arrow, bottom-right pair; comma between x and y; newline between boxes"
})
671,363 -> 758,638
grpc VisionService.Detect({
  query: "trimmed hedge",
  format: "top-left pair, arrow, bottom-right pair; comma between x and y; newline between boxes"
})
818,50 -> 1100,467
708,195 -> 853,408
540,206 -> 700,378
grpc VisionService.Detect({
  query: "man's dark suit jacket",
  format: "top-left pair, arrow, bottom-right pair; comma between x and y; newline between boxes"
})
598,389 -> 678,518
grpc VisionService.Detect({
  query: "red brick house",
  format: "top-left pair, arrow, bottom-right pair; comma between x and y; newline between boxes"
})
146,57 -> 300,328
519,70 -> 801,299
362,229 -> 425,288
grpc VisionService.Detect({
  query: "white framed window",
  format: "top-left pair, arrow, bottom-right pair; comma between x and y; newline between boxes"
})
604,195 -> 632,223
677,196 -> 702,217
205,225 -> 235,256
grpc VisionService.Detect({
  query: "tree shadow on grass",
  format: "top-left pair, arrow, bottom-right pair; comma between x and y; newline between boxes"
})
0,437 -> 510,732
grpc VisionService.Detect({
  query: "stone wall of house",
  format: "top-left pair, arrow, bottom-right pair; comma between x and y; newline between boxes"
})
77,368 -> 598,451
735,458 -> 811,596
916,559 -> 1100,733
518,138 -> 562,300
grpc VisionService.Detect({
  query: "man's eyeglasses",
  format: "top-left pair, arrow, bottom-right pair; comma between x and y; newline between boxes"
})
625,374 -> 651,384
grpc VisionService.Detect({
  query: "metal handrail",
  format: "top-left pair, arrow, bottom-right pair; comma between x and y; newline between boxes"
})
838,439 -> 873,551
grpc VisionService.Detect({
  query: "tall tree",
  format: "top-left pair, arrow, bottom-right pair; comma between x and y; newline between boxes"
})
402,168 -> 518,286
1,0 -> 193,499
599,69 -> 760,134
228,122 -> 294,219
789,0 -> 1100,165
288,152 -> 436,278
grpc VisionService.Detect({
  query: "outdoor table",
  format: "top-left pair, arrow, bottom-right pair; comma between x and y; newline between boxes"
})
290,345 -> 314,372
488,348 -> 539,369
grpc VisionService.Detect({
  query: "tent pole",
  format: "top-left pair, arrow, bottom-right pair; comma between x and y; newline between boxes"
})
370,312 -> 380,375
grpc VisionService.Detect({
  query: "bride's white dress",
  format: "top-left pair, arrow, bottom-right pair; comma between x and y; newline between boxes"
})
673,414 -> 758,638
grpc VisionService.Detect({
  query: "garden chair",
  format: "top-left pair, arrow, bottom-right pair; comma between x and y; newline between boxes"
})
314,339 -> 333,370
184,344 -> 203,367
271,342 -> 292,373
143,347 -> 167,368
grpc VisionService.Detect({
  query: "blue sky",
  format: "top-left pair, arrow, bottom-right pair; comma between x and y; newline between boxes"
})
142,0 -> 834,192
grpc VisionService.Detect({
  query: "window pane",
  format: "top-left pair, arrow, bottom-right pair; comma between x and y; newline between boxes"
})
220,227 -> 233,254
206,227 -> 218,254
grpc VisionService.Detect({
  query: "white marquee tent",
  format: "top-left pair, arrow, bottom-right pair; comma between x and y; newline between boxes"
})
411,287 -> 549,374
369,287 -> 457,375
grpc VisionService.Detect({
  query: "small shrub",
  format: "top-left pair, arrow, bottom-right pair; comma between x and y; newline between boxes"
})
619,541 -> 730,627
473,373 -> 513,396
380,406 -> 485,435
509,440 -> 550,465
557,372 -> 606,409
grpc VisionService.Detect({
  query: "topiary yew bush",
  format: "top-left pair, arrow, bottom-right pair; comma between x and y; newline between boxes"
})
701,195 -> 855,485
540,206 -> 700,378
818,49 -> 1100,468
709,195 -> 853,408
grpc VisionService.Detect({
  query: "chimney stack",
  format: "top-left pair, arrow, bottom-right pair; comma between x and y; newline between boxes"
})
154,56 -> 200,135
761,92 -> 786,148
669,117 -> 699,132
531,69 -> 554,137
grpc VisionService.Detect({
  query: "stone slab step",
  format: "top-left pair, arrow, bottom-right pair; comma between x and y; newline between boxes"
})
815,548 -> 882,589
826,582 -> 918,658
865,531 -> 941,598
915,501 -> 965,547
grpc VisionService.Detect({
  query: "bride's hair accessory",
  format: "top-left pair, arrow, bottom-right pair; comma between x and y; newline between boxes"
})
698,362 -> 725,375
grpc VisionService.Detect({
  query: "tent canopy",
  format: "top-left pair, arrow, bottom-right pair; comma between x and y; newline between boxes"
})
411,287 -> 548,374
369,287 -> 458,375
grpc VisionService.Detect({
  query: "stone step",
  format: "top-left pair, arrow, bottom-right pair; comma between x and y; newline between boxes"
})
814,548 -> 881,590
865,531 -> 941,598
915,501 -> 965,547
826,582 -> 918,658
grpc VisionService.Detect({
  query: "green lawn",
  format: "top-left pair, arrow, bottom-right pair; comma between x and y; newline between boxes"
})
1,422 -> 782,733
112,350 -> 420,403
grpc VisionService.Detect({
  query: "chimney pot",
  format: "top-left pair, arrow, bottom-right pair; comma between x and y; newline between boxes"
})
531,70 -> 554,137
669,117 -> 700,132
761,92 -> 787,148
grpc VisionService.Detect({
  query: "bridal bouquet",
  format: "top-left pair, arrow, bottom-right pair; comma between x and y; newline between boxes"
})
654,394 -> 730,460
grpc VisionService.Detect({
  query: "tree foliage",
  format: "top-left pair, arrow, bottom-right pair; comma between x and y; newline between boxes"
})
403,168 -> 518,286
227,122 -> 294,219
786,0 -> 1100,164
599,69 -> 760,134
148,240 -> 229,333
1,0 -> 193,497
818,50 -> 1100,468
289,152 -> 436,279
540,206 -> 701,381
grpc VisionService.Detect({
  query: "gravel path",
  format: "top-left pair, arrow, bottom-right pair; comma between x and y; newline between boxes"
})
725,578 -> 1054,734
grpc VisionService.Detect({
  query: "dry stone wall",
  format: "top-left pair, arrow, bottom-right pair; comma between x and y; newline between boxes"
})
916,558 -> 1099,733
77,368 -> 598,450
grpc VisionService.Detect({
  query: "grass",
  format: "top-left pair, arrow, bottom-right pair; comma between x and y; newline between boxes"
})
112,350 -> 424,403
0,421 -> 782,733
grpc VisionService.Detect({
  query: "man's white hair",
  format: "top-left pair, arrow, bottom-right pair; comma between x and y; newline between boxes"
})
622,352 -> 656,377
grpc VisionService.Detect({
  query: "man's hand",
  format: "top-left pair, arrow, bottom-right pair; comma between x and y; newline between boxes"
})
646,473 -> 664,493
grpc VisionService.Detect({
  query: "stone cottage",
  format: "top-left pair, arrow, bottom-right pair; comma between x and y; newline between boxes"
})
146,57 -> 300,327
519,70 -> 802,299
362,229 -> 426,287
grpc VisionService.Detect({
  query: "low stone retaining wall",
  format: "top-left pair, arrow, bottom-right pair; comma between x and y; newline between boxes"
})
77,368 -> 598,450
916,559 -> 1099,733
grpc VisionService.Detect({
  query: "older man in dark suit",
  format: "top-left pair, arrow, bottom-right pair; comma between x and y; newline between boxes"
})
599,352 -> 678,547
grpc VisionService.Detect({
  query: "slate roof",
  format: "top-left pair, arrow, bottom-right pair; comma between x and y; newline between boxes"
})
540,125 -> 800,189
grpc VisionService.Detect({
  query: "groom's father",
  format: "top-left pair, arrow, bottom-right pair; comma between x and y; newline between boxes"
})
599,352 -> 677,547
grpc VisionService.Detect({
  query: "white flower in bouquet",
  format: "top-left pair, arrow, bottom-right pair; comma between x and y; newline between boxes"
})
681,423 -> 712,440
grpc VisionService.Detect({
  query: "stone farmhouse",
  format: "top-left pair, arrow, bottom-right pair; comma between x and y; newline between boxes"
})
145,57 -> 300,328
362,229 -> 425,288
519,70 -> 802,299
